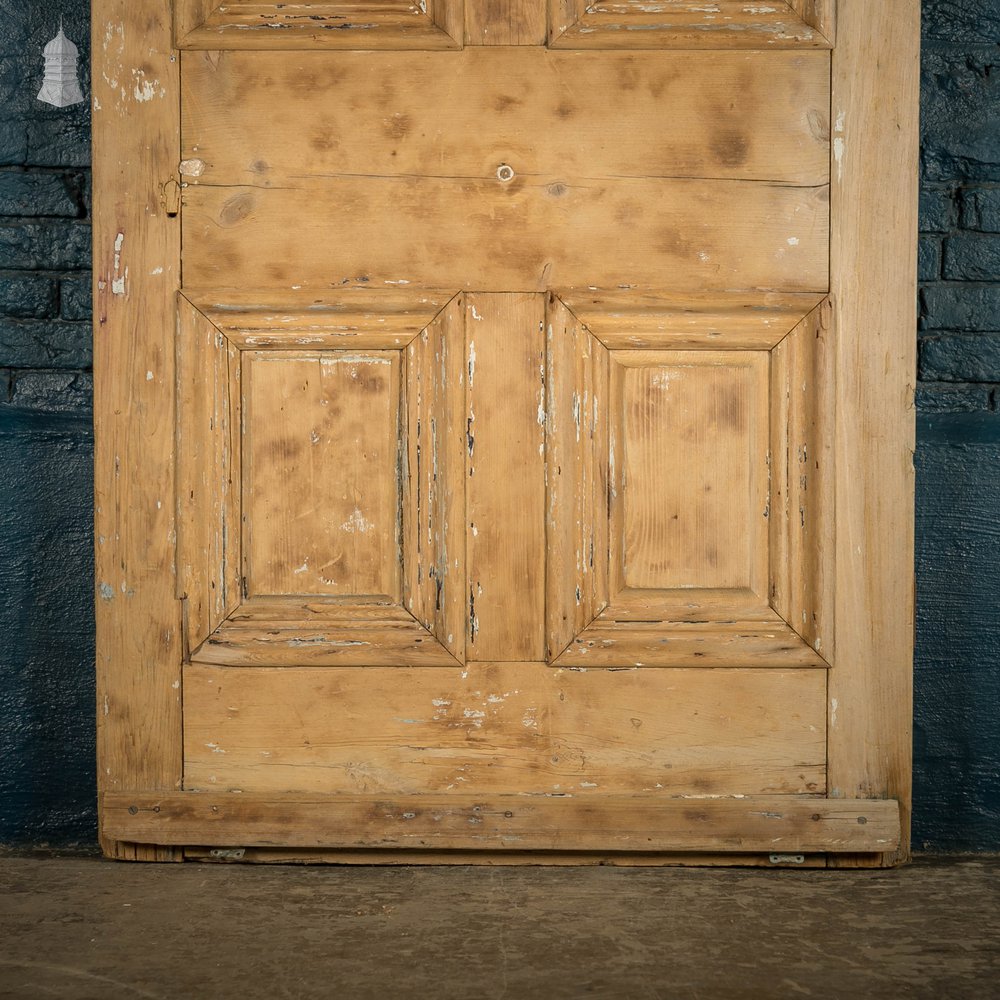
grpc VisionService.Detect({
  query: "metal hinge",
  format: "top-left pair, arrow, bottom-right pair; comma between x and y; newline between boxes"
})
769,853 -> 806,865
209,848 -> 246,861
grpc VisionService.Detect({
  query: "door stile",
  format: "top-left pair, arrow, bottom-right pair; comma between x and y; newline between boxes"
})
828,0 -> 920,867
93,0 -> 184,860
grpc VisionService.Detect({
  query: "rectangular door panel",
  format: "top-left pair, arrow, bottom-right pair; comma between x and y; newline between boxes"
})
183,663 -> 828,797
243,350 -> 402,600
180,48 -> 830,292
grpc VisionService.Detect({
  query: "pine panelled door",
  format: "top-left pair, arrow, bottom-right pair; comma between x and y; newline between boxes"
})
93,1 -> 919,866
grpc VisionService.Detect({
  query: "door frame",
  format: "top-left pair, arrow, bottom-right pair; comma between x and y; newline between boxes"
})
93,0 -> 919,865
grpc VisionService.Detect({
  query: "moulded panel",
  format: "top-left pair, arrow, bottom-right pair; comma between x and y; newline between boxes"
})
179,293 -> 466,669
547,294 -> 830,669
549,0 -> 836,48
175,0 -> 464,49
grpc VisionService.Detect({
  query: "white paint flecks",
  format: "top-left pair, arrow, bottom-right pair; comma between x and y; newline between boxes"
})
340,508 -> 374,533
831,697 -> 839,728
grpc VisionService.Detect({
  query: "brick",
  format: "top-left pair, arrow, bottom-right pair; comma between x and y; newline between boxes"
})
0,120 -> 28,167
915,384 -> 994,414
0,223 -> 91,270
920,334 -> 1000,383
0,275 -> 57,319
7,370 -> 93,415
922,284 -> 1000,331
962,188 -> 1000,233
0,318 -> 92,369
920,186 -> 959,233
0,171 -> 83,218
26,117 -> 92,170
919,237 -> 942,282
922,0 -> 1000,44
943,234 -> 1000,281
921,48 -> 1000,182
60,277 -> 91,321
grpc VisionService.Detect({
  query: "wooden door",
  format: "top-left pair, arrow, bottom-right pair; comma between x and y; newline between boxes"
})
94,0 -> 919,866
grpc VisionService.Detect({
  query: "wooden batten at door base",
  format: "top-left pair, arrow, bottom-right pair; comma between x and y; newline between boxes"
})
103,793 -> 900,855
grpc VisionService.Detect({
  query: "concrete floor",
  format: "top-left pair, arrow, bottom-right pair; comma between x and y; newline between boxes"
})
1,854 -> 998,1000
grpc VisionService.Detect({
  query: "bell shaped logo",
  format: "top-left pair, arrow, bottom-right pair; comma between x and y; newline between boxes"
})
37,26 -> 85,108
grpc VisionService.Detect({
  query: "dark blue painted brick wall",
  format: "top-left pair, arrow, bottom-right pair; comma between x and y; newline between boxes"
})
916,0 -> 1000,851
0,1 -> 95,846
1,2 -> 999,850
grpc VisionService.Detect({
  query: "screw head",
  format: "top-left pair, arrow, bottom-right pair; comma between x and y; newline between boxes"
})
496,164 -> 515,183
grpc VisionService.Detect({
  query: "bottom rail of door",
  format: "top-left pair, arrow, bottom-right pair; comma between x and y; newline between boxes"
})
101,792 -> 900,859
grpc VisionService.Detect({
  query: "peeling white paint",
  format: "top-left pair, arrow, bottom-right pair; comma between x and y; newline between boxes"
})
179,158 -> 205,177
111,232 -> 127,296
132,69 -> 166,103
833,137 -> 846,182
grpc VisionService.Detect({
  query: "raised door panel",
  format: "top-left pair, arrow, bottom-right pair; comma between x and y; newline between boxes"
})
175,1 -> 465,49
243,350 -> 401,601
177,293 -> 467,667
610,350 -> 769,596
549,0 -> 836,48
547,294 -> 832,669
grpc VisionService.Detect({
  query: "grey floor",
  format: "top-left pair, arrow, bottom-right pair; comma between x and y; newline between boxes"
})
1,854 -> 998,999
